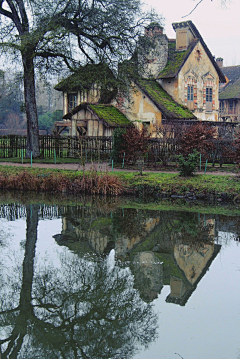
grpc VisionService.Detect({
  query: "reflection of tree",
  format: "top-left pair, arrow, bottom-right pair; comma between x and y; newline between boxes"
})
0,205 -> 158,359
0,204 -> 39,359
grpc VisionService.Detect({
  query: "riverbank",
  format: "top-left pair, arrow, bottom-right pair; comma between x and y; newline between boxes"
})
0,162 -> 239,201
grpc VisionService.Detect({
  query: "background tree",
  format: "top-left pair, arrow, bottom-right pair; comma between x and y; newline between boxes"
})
0,0 -> 161,157
38,110 -> 63,135
0,70 -> 25,130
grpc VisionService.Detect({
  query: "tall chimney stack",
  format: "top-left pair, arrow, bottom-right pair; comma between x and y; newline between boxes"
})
216,57 -> 223,68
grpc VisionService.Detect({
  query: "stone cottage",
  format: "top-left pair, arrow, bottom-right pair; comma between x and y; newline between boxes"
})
132,21 -> 226,122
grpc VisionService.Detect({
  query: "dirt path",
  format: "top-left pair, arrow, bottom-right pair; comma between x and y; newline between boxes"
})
0,161 -> 237,176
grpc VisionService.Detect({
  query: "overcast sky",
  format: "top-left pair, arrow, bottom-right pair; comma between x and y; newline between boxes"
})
144,0 -> 240,67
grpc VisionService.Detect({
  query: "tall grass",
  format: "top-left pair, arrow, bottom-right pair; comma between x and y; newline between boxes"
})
0,168 -> 124,196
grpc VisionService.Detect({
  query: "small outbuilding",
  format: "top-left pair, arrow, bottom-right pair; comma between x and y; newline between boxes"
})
55,103 -> 132,136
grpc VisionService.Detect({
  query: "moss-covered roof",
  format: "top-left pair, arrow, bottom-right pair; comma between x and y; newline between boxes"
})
137,79 -> 196,119
219,78 -> 240,100
54,63 -> 116,92
88,104 -> 131,127
158,40 -> 195,79
63,103 -> 131,127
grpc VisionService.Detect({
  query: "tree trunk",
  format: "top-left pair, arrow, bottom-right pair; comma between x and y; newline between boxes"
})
22,52 -> 40,157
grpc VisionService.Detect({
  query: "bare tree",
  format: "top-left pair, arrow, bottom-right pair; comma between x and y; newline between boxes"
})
182,0 -> 230,18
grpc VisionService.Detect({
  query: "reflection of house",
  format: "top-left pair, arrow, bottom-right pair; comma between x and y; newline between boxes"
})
54,208 -> 161,257
218,60 -> 240,122
53,207 -> 222,305
54,21 -> 225,136
131,252 -> 163,302
166,243 -> 221,306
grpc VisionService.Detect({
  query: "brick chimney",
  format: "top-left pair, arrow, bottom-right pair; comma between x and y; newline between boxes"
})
172,22 -> 195,51
216,57 -> 223,68
145,23 -> 164,37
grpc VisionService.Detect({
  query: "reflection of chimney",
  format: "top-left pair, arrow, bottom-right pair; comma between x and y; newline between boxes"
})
216,57 -> 223,68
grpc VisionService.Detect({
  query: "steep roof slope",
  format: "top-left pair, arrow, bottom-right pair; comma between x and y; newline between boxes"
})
158,40 -> 195,79
159,21 -> 226,82
221,65 -> 240,83
219,65 -> 240,100
219,78 -> 240,100
137,79 -> 196,119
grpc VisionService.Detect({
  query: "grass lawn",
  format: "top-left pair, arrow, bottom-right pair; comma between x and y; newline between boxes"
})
0,164 -> 239,199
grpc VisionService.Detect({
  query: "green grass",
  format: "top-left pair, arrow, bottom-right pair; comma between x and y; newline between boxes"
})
0,164 -> 239,198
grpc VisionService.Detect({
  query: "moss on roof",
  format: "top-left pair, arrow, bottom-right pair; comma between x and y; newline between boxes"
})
219,78 -> 240,100
158,41 -> 194,79
89,104 -> 131,127
54,63 -> 116,92
137,79 -> 195,119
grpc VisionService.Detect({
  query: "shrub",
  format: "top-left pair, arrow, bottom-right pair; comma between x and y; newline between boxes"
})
179,122 -> 217,160
121,126 -> 150,164
176,150 -> 199,177
232,131 -> 240,165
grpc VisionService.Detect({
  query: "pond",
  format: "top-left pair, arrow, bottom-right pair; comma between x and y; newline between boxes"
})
0,193 -> 240,359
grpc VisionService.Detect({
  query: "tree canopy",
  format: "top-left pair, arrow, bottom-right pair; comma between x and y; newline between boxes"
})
0,0 -> 162,156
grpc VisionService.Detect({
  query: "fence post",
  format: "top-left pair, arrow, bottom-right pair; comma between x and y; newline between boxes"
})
122,152 -> 125,168
204,159 -> 208,174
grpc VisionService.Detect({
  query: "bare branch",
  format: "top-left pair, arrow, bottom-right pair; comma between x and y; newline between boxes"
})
182,0 -> 204,18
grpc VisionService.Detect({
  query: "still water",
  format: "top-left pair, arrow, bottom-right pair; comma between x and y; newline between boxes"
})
0,194 -> 240,359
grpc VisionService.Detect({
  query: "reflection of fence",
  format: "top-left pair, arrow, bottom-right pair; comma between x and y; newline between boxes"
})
0,134 -> 238,166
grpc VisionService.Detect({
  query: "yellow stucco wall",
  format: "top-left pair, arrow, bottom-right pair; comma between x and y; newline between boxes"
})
161,42 -> 219,121
125,86 -> 162,136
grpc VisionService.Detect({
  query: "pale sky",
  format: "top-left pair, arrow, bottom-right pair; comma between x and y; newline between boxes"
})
144,0 -> 240,67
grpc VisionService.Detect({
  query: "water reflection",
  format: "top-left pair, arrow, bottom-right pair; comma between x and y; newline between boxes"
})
54,204 -> 222,304
0,204 -> 157,359
1,196 -> 240,358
